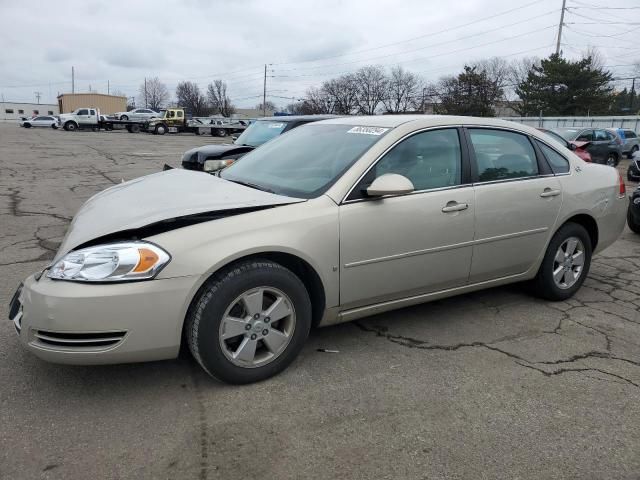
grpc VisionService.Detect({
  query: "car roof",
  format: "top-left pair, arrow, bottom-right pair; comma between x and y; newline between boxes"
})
254,114 -> 339,122
316,114 -> 544,130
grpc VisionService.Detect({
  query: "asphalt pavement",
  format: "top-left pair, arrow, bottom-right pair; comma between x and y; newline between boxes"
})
1,122 -> 639,480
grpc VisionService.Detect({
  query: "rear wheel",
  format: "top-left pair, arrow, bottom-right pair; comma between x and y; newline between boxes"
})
606,153 -> 618,167
532,223 -> 592,301
51,123 -> 58,129
217,128 -> 227,137
120,115 -> 129,121
23,123 -> 31,128
627,204 -> 640,234
129,124 -> 140,133
185,259 -> 311,384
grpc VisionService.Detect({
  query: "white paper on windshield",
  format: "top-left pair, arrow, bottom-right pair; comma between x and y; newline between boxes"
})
268,123 -> 285,128
347,126 -> 389,135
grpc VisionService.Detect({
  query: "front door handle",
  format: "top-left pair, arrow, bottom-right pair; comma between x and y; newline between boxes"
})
442,201 -> 469,213
540,188 -> 561,198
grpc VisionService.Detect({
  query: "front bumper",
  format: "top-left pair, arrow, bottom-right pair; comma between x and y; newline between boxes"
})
11,273 -> 199,365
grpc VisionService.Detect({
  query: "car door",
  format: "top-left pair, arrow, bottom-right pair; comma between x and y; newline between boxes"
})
576,129 -> 601,163
593,129 -> 611,163
339,127 -> 475,308
31,116 -> 46,127
466,127 -> 562,283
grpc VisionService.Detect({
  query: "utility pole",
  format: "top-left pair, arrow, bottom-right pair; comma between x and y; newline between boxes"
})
107,80 -> 110,95
631,77 -> 636,113
34,91 -> 41,104
555,0 -> 567,56
144,77 -> 148,108
263,64 -> 267,116
72,66 -> 75,93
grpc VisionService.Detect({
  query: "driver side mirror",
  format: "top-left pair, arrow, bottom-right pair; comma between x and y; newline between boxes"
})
366,174 -> 414,197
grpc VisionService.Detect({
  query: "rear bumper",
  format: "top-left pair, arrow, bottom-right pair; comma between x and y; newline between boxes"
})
12,274 -> 198,365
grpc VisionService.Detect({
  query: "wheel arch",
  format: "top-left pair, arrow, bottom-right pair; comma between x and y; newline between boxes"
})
181,251 -> 327,341
558,213 -> 599,251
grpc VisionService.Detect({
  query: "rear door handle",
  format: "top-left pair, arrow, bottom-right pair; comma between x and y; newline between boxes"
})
540,188 -> 561,198
442,201 -> 469,213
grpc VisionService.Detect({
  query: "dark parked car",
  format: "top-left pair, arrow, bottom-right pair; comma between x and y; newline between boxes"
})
627,185 -> 640,233
181,115 -> 337,172
550,127 -> 623,166
537,128 -> 591,162
627,150 -> 640,182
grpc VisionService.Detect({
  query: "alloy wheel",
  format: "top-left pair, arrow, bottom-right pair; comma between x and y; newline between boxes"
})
552,236 -> 585,289
218,287 -> 296,368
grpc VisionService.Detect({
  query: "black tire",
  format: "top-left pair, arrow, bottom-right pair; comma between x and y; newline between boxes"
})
155,124 -> 167,135
627,146 -> 638,159
605,152 -> 619,167
185,259 -> 311,384
531,222 -> 592,301
120,115 -> 129,121
64,121 -> 77,131
217,128 -> 227,137
23,123 -> 31,128
51,124 -> 58,129
130,124 -> 140,133
627,204 -> 640,234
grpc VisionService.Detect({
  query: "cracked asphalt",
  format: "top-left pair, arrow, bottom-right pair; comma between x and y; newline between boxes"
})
1,122 -> 640,479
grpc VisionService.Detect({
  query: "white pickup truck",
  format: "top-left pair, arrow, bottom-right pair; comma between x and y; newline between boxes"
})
58,108 -> 101,131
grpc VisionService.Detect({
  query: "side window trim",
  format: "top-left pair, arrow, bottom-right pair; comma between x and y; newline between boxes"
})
343,126 -> 471,203
463,126 -> 550,184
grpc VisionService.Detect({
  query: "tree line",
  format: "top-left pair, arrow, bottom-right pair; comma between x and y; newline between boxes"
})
131,53 -> 638,117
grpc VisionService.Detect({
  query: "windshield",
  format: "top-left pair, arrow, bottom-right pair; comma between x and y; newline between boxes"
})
233,120 -> 288,147
552,128 -> 579,141
222,123 -> 390,199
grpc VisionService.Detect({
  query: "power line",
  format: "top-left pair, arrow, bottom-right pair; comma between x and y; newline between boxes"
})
272,0 -> 545,66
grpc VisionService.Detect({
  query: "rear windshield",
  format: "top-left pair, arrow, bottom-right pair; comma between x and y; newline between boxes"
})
222,123 -> 389,199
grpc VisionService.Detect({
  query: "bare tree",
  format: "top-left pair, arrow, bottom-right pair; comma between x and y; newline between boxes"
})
207,80 -> 235,117
323,74 -> 359,114
302,87 -> 335,114
138,77 -> 169,111
175,81 -> 208,116
354,65 -> 388,115
382,66 -> 420,113
255,101 -> 276,114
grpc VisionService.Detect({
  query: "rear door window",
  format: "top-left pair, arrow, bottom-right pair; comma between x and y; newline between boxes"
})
594,130 -> 608,141
576,130 -> 593,141
624,130 -> 637,139
468,129 -> 539,182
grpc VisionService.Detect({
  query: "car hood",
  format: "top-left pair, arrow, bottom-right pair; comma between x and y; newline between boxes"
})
182,144 -> 255,164
54,169 -> 304,261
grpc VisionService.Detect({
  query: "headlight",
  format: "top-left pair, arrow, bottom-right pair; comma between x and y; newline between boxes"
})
204,158 -> 235,172
47,242 -> 170,282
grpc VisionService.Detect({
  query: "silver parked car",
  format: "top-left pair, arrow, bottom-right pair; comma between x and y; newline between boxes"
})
10,116 -> 627,383
115,108 -> 159,121
606,128 -> 639,159
21,115 -> 58,129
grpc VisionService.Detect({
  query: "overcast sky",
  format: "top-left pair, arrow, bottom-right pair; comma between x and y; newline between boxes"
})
0,0 -> 636,108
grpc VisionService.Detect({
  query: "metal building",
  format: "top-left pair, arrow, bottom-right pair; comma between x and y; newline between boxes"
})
1,102 -> 58,121
57,93 -> 127,114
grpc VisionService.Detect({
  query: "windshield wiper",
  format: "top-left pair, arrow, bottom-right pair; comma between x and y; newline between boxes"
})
227,179 -> 275,194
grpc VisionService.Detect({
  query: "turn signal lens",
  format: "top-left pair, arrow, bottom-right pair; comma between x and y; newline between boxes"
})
133,248 -> 160,273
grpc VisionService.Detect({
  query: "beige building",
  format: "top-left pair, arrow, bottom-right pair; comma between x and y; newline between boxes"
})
57,93 -> 127,114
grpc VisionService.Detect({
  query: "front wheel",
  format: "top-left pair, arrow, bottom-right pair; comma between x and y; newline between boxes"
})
51,124 -> 58,129
532,223 -> 592,301
64,121 -> 77,131
155,124 -> 167,135
23,123 -> 31,128
627,146 -> 638,159
185,259 -> 311,384
606,153 -> 618,167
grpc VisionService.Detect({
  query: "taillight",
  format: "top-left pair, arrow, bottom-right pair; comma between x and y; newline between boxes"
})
618,172 -> 626,197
